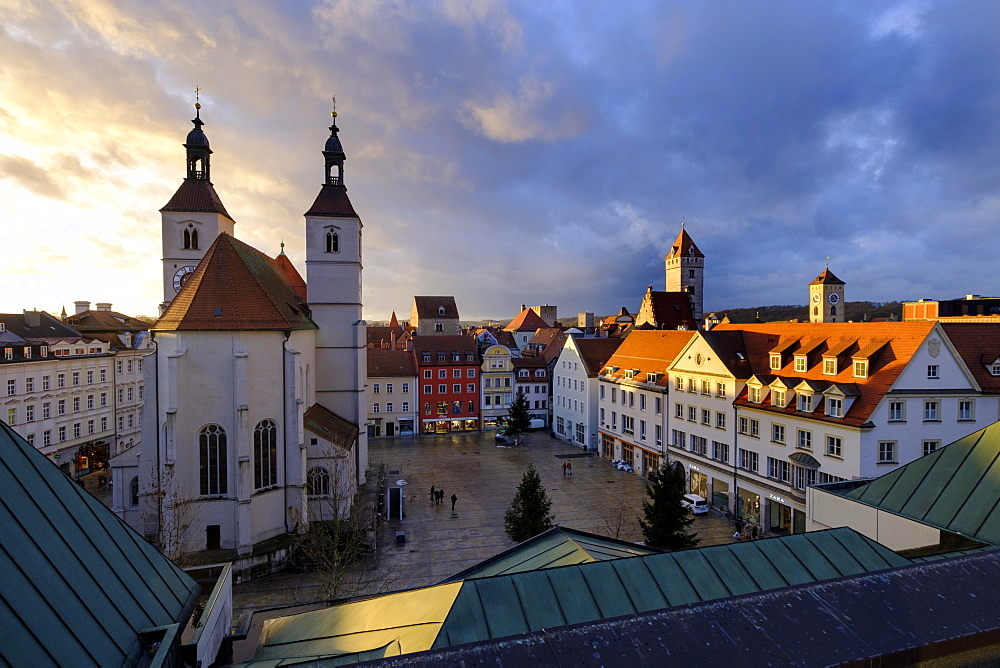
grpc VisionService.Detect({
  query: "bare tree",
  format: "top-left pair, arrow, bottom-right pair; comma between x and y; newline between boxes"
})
140,465 -> 194,561
290,456 -> 395,601
599,499 -> 636,541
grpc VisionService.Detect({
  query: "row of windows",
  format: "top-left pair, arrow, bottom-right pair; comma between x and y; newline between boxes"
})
600,385 -> 663,414
6,369 -> 121,396
887,399 -> 974,422
4,345 -> 110,360
19,415 -> 111,444
372,402 -> 410,413
423,368 -> 476,379
420,352 -> 477,363
674,376 -> 727,398
7,393 -> 121,422
675,403 -> 726,429
422,384 -> 477,395
423,401 -> 476,415
602,410 -> 662,446
371,382 -> 410,393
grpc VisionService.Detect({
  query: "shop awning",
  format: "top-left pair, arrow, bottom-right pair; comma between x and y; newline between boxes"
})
789,452 -> 821,468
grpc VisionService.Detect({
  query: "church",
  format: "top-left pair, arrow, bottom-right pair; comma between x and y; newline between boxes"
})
124,102 -> 368,558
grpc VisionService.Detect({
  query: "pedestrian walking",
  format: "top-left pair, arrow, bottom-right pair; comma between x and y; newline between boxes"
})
451,493 -> 457,511
562,462 -> 567,476
751,524 -> 759,540
436,489 -> 444,505
735,517 -> 744,534
430,485 -> 436,502
566,461 -> 572,475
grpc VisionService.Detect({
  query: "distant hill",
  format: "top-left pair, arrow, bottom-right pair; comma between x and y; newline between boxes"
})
712,301 -> 903,324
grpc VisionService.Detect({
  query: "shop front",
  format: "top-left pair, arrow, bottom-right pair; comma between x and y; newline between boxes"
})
766,493 -> 793,535
398,419 -> 414,435
737,487 -> 761,524
422,418 -> 479,434
75,441 -> 109,476
711,477 -> 729,511
688,466 -> 708,499
483,417 -> 503,429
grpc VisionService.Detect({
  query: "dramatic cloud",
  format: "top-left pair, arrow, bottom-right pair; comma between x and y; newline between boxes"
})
0,0 -> 998,322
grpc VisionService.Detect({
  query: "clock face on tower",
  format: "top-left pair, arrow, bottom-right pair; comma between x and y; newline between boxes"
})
828,292 -> 841,305
172,265 -> 197,293
811,293 -> 821,304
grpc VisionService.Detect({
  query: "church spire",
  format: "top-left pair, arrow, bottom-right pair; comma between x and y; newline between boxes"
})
323,96 -> 346,186
184,88 -> 212,182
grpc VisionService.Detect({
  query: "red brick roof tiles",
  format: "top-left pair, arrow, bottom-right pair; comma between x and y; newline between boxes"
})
367,349 -> 417,377
940,323 -> 1000,393
504,308 -> 549,332
666,228 -> 703,259
160,179 -> 233,220
304,184 -> 359,218
603,331 -> 697,385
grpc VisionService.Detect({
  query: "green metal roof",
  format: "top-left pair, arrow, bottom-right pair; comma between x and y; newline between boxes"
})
0,420 -> 200,665
845,421 -> 1000,545
440,526 -> 662,583
431,527 -> 908,649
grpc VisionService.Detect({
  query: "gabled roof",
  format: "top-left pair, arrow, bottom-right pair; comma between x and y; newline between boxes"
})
272,253 -> 307,302
0,311 -> 81,340
666,228 -> 704,259
304,184 -> 359,218
160,178 -> 233,220
525,327 -> 568,363
410,335 -> 478,357
367,349 -> 417,377
699,329 -> 752,377
636,290 -> 698,330
941,323 -> 1000,393
303,403 -> 358,453
440,527 -> 662,583
809,267 -> 845,285
155,233 -> 317,332
503,307 -> 549,332
603,330 -> 696,385
63,309 -> 149,333
412,296 -> 460,321
562,337 -> 621,377
844,421 -> 1000,546
0,420 -> 200,664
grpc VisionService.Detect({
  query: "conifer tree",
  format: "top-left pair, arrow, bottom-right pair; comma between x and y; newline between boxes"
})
504,463 -> 554,543
639,459 -> 699,550
505,389 -> 532,445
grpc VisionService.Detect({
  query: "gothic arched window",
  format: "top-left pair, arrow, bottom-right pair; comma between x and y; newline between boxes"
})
813,306 -> 819,317
128,476 -> 139,509
191,228 -> 199,249
253,419 -> 278,490
326,231 -> 339,253
307,466 -> 330,496
830,306 -> 837,317
199,424 -> 228,496
183,228 -> 191,249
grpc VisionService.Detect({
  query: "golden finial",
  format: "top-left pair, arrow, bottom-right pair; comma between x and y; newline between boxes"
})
681,216 -> 686,229
331,94 -> 337,118
195,86 -> 201,110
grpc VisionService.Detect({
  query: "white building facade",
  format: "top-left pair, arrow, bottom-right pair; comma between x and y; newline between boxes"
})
553,336 -> 625,449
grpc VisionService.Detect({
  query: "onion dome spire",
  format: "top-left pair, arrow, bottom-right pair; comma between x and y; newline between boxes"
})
323,95 -> 346,186
184,87 -> 212,181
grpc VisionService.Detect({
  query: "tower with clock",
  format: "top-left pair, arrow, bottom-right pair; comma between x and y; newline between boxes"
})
809,266 -> 846,323
158,99 -> 235,313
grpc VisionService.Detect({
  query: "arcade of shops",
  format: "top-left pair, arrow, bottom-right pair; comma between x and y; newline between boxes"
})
686,462 -> 805,535
421,418 -> 480,434
367,418 -> 415,439
52,441 -> 110,478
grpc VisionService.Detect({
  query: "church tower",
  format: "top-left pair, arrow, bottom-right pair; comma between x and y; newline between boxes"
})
305,104 -> 368,484
665,227 -> 704,321
159,99 -> 234,313
809,267 -> 846,323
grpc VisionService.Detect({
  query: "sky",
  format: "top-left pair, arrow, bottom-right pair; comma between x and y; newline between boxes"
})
1,1 -> 999,322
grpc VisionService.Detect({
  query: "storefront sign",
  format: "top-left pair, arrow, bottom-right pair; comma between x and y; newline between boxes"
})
768,493 -> 786,504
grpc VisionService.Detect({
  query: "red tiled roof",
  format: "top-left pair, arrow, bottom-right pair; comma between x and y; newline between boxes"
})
154,233 -> 316,332
636,291 -> 698,330
666,228 -> 703,259
367,349 -> 417,377
388,311 -> 400,328
412,297 -> 460,321
160,179 -> 233,220
63,310 -> 148,333
504,308 -> 549,332
714,321 -> 937,426
603,331 -> 696,385
272,253 -> 307,302
303,403 -> 358,453
574,337 -> 626,377
304,184 -> 359,218
941,323 -> 1000,393
410,335 -> 478,356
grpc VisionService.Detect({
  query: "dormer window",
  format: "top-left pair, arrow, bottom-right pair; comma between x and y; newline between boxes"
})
769,353 -> 781,370
991,364 -> 1000,377
422,353 -> 431,363
325,231 -> 340,253
535,370 -> 544,377
438,306 -> 445,316
749,386 -> 761,403
624,370 -> 635,379
0,323 -> 4,332
794,356 -> 807,372
519,370 -> 529,378
823,359 -> 837,375
40,346 -> 48,357
23,347 -> 31,359
646,372 -> 659,383
798,394 -> 813,412
853,360 -> 868,378
826,397 -> 843,418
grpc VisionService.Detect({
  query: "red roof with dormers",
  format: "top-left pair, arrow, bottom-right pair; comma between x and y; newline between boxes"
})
714,321 -> 937,427
666,228 -> 703,259
603,330 -> 697,387
504,308 -> 550,333
154,233 -> 316,332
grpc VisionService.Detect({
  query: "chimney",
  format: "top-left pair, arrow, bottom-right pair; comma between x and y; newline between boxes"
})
521,304 -> 526,312
96,303 -> 112,312
23,309 -> 41,327
75,301 -> 91,314
390,330 -> 397,349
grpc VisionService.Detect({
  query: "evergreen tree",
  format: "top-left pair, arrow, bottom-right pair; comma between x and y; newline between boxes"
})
504,463 -> 554,543
639,459 -> 699,550
505,389 -> 532,445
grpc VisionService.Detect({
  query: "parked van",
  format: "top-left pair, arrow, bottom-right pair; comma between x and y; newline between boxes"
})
681,493 -> 709,514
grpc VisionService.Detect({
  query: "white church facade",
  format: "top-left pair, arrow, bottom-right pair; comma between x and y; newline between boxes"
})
123,103 -> 367,557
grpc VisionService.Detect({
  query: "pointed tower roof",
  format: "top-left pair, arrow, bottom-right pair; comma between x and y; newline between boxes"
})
504,307 -> 550,332
305,104 -> 360,219
155,234 -> 316,331
161,100 -> 234,220
666,228 -> 704,259
273,250 -> 308,302
810,268 -> 845,285
389,311 -> 399,328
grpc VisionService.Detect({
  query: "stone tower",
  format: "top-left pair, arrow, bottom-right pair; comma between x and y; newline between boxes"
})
159,102 -> 234,313
809,267 -> 846,323
665,227 -> 704,322
304,107 -> 368,484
